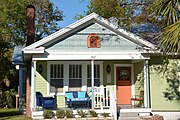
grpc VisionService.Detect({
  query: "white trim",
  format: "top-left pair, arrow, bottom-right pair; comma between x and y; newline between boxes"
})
23,47 -> 45,54
131,64 -> 135,99
47,61 -> 103,96
47,61 -> 50,96
114,64 -> 134,105
91,60 -> 95,110
63,62 -> 69,93
32,52 -> 149,61
23,13 -> 156,52
46,51 -> 147,55
81,64 -> 87,91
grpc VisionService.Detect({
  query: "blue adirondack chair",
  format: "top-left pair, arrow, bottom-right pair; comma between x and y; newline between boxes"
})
36,92 -> 56,109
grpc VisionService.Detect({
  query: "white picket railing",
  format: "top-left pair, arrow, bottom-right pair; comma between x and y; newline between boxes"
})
94,86 -> 112,109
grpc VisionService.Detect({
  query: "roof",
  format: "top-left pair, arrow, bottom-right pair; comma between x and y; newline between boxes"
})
23,13 -> 157,53
12,45 -> 24,65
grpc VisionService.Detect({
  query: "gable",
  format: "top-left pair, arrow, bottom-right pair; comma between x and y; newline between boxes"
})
23,13 -> 157,54
46,23 -> 141,52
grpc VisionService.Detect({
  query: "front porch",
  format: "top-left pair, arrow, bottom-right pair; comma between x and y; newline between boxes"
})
31,86 -> 149,119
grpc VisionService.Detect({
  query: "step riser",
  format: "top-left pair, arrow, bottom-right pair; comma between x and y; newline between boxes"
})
120,113 -> 139,117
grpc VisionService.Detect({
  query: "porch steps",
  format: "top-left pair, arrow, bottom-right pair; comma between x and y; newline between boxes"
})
119,112 -> 140,120
118,109 -> 152,120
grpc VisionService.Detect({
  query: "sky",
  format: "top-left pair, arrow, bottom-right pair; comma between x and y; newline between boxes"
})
50,0 -> 89,28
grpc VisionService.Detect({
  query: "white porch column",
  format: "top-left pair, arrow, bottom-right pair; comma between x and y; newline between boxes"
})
91,60 -> 95,110
144,59 -> 150,108
31,60 -> 36,111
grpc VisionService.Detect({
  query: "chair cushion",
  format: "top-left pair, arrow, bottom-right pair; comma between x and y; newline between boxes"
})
65,92 -> 74,99
78,91 -> 86,98
71,98 -> 88,102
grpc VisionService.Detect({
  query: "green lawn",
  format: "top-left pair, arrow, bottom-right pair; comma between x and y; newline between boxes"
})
0,109 -> 32,120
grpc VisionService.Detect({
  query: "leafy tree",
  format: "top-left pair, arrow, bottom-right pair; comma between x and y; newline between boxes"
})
0,0 -> 64,107
78,0 -> 155,28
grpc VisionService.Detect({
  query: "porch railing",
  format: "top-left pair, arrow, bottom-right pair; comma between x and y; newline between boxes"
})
94,86 -> 112,109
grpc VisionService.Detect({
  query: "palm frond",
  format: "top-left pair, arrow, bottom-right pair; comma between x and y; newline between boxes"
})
159,20 -> 180,54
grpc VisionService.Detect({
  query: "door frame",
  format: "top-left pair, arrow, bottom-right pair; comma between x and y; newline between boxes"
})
114,64 -> 134,105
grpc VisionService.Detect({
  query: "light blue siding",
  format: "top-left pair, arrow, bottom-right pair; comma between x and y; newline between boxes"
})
47,23 -> 141,52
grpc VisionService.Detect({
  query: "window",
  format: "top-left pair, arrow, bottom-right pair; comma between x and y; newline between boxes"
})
87,64 -> 100,87
50,64 -> 64,93
69,64 -> 82,91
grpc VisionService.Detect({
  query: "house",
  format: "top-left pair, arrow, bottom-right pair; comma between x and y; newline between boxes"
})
20,13 -> 180,119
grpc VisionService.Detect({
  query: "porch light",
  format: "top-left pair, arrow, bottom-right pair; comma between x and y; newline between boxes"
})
38,64 -> 43,74
106,65 -> 111,73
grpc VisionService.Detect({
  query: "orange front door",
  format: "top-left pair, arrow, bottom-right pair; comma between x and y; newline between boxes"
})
116,67 -> 131,105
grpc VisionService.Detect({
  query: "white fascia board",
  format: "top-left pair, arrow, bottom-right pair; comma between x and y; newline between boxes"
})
32,52 -> 150,61
23,13 -> 98,50
23,50 -> 44,54
23,47 -> 45,54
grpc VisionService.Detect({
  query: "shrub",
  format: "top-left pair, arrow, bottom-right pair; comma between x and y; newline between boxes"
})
89,110 -> 97,117
2,89 -> 16,108
65,110 -> 73,118
77,110 -> 88,118
101,112 -> 110,118
56,109 -> 66,118
43,110 -> 54,119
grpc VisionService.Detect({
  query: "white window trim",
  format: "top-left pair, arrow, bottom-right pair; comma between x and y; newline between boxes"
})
47,61 -> 103,96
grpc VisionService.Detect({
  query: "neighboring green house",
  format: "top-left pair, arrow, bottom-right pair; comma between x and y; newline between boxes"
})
20,13 -> 179,119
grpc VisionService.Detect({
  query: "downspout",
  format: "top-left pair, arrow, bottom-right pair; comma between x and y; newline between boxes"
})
26,5 -> 35,118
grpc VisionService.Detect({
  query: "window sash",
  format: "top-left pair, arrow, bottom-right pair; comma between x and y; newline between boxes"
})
87,79 -> 100,87
69,64 -> 82,91
87,64 -> 100,87
50,64 -> 64,93
87,64 -> 100,78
